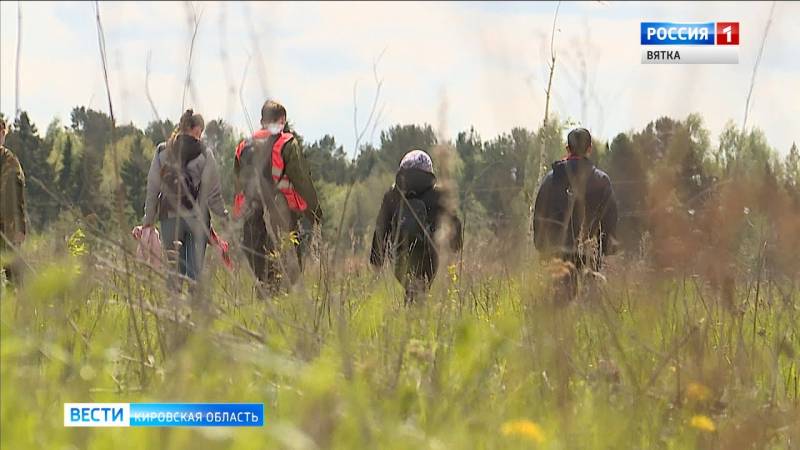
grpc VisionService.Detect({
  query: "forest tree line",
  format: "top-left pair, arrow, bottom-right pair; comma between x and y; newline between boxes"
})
2,107 -> 799,276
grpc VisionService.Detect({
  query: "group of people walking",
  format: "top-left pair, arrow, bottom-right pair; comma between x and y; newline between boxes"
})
0,104 -> 618,303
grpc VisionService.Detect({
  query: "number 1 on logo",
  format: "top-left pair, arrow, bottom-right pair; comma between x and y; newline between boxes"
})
716,22 -> 739,45
722,26 -> 732,43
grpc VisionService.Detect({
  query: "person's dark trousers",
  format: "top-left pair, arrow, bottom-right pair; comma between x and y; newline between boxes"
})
242,207 -> 308,290
552,252 -> 602,302
242,207 -> 275,285
394,243 -> 436,305
160,216 -> 209,283
293,212 -> 313,271
399,275 -> 432,305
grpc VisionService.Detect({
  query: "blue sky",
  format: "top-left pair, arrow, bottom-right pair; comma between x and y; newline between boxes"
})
1,1 -> 797,155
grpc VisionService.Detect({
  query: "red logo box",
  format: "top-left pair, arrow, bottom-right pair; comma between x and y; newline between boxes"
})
716,22 -> 739,45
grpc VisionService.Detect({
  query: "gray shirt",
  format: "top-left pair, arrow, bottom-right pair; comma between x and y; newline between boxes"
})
143,141 -> 228,225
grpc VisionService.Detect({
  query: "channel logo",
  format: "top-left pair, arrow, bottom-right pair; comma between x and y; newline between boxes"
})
64,403 -> 129,427
64,403 -> 265,427
640,21 -> 739,64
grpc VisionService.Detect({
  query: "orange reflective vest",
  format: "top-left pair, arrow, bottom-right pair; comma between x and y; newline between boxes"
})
234,130 -> 308,217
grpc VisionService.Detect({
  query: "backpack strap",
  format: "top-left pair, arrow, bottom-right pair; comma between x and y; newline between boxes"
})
396,191 -> 437,250
272,132 -> 295,187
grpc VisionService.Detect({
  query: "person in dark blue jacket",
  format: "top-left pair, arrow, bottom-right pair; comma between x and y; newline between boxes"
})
533,128 -> 618,275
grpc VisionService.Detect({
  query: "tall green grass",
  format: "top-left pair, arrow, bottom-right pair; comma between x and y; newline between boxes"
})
1,233 -> 798,449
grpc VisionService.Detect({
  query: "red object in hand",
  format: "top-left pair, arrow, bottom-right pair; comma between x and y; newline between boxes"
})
233,192 -> 245,219
209,226 -> 233,270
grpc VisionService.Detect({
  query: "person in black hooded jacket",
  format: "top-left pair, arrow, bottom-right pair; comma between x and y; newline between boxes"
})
370,150 -> 462,304
533,128 -> 618,273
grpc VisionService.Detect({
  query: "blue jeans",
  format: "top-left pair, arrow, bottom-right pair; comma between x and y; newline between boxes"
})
160,217 -> 208,281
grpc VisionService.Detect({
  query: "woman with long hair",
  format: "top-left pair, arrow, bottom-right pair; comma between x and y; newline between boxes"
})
142,109 -> 228,282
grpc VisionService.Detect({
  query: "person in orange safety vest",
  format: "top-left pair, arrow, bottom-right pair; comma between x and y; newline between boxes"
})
233,100 -> 322,290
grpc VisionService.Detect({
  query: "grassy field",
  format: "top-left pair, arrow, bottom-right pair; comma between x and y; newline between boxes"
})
1,230 -> 798,449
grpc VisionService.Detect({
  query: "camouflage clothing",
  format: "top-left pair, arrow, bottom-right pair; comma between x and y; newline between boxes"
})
0,146 -> 27,250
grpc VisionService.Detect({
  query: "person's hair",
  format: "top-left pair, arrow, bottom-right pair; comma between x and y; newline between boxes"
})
261,100 -> 287,124
165,110 -> 203,159
567,127 -> 592,156
0,117 -> 6,132
178,109 -> 204,133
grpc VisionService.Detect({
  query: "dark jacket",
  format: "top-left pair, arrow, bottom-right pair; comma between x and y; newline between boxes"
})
533,157 -> 618,264
370,168 -> 462,280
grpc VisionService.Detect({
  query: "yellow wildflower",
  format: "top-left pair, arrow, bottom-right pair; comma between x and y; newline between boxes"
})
448,264 -> 458,283
686,382 -> 711,401
501,419 -> 545,444
68,228 -> 88,256
689,415 -> 716,432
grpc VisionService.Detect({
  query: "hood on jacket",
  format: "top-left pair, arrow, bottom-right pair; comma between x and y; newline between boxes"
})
172,134 -> 203,166
395,168 -> 436,197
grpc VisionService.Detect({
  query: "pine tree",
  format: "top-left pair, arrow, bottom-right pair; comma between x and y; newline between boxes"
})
785,142 -> 800,203
144,119 -> 175,146
5,112 -> 57,229
58,135 -> 77,207
120,134 -> 150,224
606,133 -> 648,251
306,135 -> 351,185
204,119 -> 241,201
71,107 -> 112,219
377,124 -> 438,172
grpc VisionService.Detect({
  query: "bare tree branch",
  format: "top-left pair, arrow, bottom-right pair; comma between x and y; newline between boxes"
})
14,1 -> 22,119
331,50 -> 386,268
743,1 -> 776,131
369,101 -> 386,144
97,2 -> 153,382
241,3 -> 269,98
542,0 -> 561,131
181,1 -> 203,112
94,1 -> 115,126
217,5 -> 237,119
549,1 -> 560,63
239,54 -> 255,134
145,50 -> 171,143
530,0 -> 561,239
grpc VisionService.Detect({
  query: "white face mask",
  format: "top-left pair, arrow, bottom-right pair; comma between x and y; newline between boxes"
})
267,123 -> 283,134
